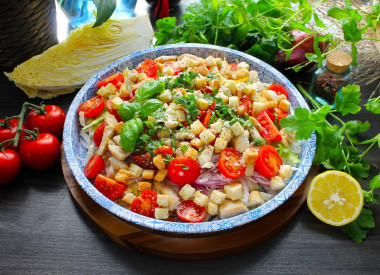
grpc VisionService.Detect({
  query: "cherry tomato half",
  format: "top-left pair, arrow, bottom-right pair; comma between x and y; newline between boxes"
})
218,147 -> 246,179
168,157 -> 201,186
84,155 -> 105,179
97,73 -> 125,88
94,174 -> 126,200
177,200 -> 206,223
26,105 -> 66,137
0,149 -> 22,184
136,59 -> 158,78
19,133 -> 61,170
78,96 -> 104,118
93,122 -> 105,147
267,84 -> 288,99
255,145 -> 283,178
131,190 -> 159,218
257,110 -> 282,142
106,99 -> 122,122
0,118 -> 26,149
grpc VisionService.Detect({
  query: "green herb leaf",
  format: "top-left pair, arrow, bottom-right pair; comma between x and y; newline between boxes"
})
92,0 -> 117,28
175,163 -> 189,170
341,208 -> 374,243
135,81 -> 165,103
120,117 -> 143,152
140,99 -> 164,120
369,174 -> 380,190
335,84 -> 361,116
365,96 -> 380,114
117,102 -> 141,122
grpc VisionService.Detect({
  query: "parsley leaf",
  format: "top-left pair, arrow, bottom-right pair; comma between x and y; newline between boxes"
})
341,209 -> 374,243
335,84 -> 361,116
174,94 -> 200,123
365,96 -> 380,114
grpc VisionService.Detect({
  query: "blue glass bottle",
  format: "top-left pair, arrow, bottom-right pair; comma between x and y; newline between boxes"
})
58,0 -> 137,28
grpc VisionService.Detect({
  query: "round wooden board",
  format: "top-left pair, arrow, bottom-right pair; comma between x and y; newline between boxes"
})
61,153 -> 318,260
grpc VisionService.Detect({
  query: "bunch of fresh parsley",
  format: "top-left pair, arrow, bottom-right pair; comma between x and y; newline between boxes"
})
280,84 -> 380,243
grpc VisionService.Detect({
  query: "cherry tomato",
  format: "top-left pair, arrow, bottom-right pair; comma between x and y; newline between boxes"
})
93,122 -> 105,147
218,147 -> 246,179
167,157 -> 201,186
0,149 -> 22,184
177,200 -> 206,223
94,174 -> 126,200
26,105 -> 66,137
97,73 -> 125,88
106,99 -> 122,121
78,96 -> 104,118
132,152 -> 156,169
19,133 -> 61,170
0,118 -> 26,149
131,190 -> 159,218
136,59 -> 158,78
267,84 -> 288,99
257,110 -> 282,142
153,146 -> 173,157
230,63 -> 238,71
84,155 -> 105,179
255,145 -> 283,178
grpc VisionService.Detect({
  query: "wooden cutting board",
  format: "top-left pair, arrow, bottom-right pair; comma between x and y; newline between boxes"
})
61,153 -> 318,260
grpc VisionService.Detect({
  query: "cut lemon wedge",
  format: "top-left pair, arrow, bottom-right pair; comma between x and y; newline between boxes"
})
307,171 -> 363,226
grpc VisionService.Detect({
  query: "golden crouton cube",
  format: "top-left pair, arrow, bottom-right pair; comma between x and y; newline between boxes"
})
184,148 -> 199,160
179,184 -> 196,200
115,169 -> 132,184
154,207 -> 169,220
154,169 -> 168,182
117,84 -> 131,98
127,163 -> 143,178
279,99 -> 291,112
153,154 -> 166,170
193,191 -> 209,207
190,138 -> 204,149
265,101 -> 278,109
224,182 -> 244,201
243,148 -> 258,164
114,121 -> 124,135
207,202 -> 219,216
210,190 -> 227,204
138,181 -> 152,192
157,194 -> 170,208
121,193 -> 136,205
142,170 -> 155,180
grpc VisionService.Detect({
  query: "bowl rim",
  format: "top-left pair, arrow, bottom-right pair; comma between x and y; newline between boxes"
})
63,43 -> 316,234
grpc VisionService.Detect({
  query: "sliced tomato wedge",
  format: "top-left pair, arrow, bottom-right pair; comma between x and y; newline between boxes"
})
153,146 -> 173,157
132,152 -> 156,169
93,122 -> 105,147
218,147 -> 246,179
136,59 -> 158,78
240,95 -> 252,114
131,190 -> 159,218
177,200 -> 206,223
84,155 -> 105,179
77,96 -> 104,118
106,99 -> 122,122
274,108 -> 289,122
97,73 -> 125,88
267,84 -> 288,99
255,145 -> 283,178
94,174 -> 126,200
202,110 -> 212,128
257,110 -> 282,142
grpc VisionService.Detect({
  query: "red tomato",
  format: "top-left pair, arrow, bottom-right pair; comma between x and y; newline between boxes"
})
93,122 -> 105,147
177,200 -> 206,223
167,157 -> 201,186
106,99 -> 122,121
94,174 -> 126,200
97,73 -> 125,88
132,152 -> 156,169
203,87 -> 214,94
218,147 -> 246,179
84,155 -> 105,178
163,61 -> 182,75
26,105 -> 66,137
78,96 -> 104,118
19,133 -> 61,170
257,111 -> 282,142
0,149 -> 22,184
274,108 -> 289,122
240,95 -> 252,114
202,110 -> 212,128
0,118 -> 26,149
136,59 -> 158,78
230,63 -> 238,71
263,108 -> 276,122
267,84 -> 288,99
255,145 -> 283,178
153,146 -> 173,157
131,190 -> 159,218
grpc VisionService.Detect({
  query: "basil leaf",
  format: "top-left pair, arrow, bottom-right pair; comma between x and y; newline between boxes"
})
140,99 -> 164,120
92,0 -> 117,28
120,117 -> 143,152
117,102 -> 141,122
135,81 -> 165,103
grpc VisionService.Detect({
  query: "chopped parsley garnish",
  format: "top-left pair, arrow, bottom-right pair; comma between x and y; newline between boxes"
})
163,154 -> 175,164
174,94 -> 200,123
165,71 -> 198,91
180,145 -> 189,152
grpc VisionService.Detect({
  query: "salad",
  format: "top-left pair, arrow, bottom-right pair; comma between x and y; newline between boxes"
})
78,54 -> 300,223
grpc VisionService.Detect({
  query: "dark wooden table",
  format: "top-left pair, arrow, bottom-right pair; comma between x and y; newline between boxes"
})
1,0 -> 379,274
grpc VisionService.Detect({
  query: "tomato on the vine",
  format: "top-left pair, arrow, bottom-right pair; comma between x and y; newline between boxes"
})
167,157 -> 201,186
131,190 -> 159,218
26,105 -> 66,137
0,149 -> 22,184
177,200 -> 206,223
255,145 -> 283,178
0,118 -> 26,149
19,133 -> 61,170
77,96 -> 104,118
84,155 -> 105,179
218,147 -> 246,179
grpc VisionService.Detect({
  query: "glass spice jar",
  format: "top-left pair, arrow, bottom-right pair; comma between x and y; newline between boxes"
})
309,50 -> 354,107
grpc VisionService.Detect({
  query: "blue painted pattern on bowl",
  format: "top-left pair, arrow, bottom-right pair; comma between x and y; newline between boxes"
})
63,43 -> 316,234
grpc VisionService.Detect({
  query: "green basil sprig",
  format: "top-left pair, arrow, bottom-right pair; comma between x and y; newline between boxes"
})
120,117 -> 143,152
140,99 -> 163,120
117,102 -> 141,122
135,81 -> 165,103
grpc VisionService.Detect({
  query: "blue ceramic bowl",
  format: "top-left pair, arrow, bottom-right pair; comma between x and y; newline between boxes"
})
63,44 -> 316,234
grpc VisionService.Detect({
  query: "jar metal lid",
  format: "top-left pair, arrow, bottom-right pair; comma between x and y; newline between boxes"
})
326,50 -> 352,73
